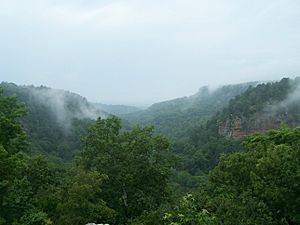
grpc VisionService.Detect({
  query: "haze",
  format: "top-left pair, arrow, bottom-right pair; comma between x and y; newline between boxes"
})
1,0 -> 299,106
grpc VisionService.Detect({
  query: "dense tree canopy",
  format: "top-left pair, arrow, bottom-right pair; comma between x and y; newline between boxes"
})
80,116 -> 175,223
1,77 -> 300,225
0,88 -> 53,224
201,127 -> 300,225
0,88 -> 27,154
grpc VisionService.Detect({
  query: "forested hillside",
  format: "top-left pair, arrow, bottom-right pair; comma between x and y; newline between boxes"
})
0,82 -> 105,160
0,88 -> 174,224
217,77 -> 300,138
93,103 -> 141,116
1,77 -> 300,225
123,82 -> 257,139
171,78 -> 300,189
162,127 -> 300,225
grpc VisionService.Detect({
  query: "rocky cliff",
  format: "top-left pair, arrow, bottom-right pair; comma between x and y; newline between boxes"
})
218,112 -> 300,139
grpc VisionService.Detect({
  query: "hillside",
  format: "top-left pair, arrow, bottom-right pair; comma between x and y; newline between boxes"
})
170,77 -> 300,182
2,78 -> 299,162
92,103 -> 141,116
123,82 -> 258,139
217,77 -> 300,138
0,82 -> 106,159
1,78 -> 300,225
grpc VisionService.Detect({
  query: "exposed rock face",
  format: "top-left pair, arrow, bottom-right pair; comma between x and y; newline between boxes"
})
218,117 -> 247,139
216,77 -> 300,139
218,113 -> 300,139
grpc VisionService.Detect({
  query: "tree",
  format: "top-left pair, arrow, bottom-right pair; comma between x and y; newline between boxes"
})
79,116 -> 174,223
0,88 -> 30,224
0,88 -> 53,225
206,127 -> 300,225
55,167 -> 115,225
0,87 -> 114,224
163,194 -> 217,225
0,88 -> 27,154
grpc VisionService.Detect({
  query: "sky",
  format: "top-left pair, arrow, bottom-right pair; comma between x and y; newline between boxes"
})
0,0 -> 300,106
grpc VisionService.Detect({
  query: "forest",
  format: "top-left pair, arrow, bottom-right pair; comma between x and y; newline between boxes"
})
0,78 -> 300,225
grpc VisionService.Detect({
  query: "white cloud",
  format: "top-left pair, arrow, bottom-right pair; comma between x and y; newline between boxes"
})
46,2 -> 134,27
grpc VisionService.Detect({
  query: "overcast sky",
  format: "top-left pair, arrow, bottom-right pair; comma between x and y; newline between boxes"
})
0,0 -> 299,105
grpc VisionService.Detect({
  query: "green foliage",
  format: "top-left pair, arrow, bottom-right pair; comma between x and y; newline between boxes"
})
80,116 -> 175,223
0,87 -> 27,154
0,148 -> 58,224
93,103 -> 141,116
217,78 -> 300,138
55,167 -> 115,225
17,209 -> 52,225
123,83 -> 255,139
0,88 -> 35,224
127,208 -> 166,225
169,77 -> 300,196
0,88 -> 58,224
205,127 -> 300,224
0,82 -> 98,160
163,194 -> 217,225
163,126 -> 300,225
221,78 -> 293,119
1,78 -> 300,225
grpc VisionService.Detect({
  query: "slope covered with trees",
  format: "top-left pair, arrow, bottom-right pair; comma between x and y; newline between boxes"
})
217,77 -> 300,138
93,103 -> 141,116
183,77 -> 300,163
1,77 -> 300,225
123,82 -> 257,139
160,127 -> 300,225
168,77 -> 300,195
0,88 -> 175,224
0,82 -> 106,160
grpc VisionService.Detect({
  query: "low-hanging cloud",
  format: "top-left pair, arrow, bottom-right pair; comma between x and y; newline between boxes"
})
27,86 -> 107,130
276,79 -> 300,110
262,78 -> 300,117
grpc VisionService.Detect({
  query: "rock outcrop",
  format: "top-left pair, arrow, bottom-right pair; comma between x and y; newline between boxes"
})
218,113 -> 300,139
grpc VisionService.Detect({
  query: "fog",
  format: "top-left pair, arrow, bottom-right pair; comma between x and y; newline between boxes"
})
0,0 -> 300,105
259,78 -> 300,117
27,86 -> 106,129
282,80 -> 300,106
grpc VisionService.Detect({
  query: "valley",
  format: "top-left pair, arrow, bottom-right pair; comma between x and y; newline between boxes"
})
1,77 -> 300,224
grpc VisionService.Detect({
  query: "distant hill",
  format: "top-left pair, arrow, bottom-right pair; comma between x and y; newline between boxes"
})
0,82 -> 107,159
2,78 -> 299,162
93,103 -> 141,116
122,82 -> 258,139
168,77 -> 300,179
216,77 -> 300,139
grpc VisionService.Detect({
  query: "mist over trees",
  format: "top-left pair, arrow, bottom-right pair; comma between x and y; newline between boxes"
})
0,82 -> 106,160
123,82 -> 258,139
0,77 -> 300,225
